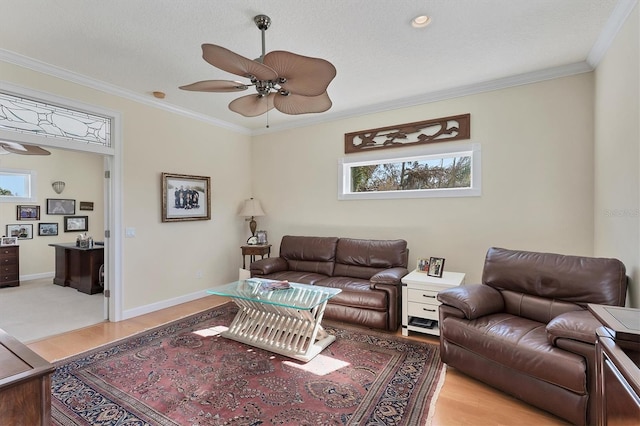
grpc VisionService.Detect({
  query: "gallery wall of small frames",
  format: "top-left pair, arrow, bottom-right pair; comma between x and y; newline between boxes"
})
1,198 -> 95,245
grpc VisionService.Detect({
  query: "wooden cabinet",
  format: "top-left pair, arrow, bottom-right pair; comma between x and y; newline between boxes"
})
590,305 -> 640,426
0,245 -> 19,288
49,243 -> 104,294
0,328 -> 54,425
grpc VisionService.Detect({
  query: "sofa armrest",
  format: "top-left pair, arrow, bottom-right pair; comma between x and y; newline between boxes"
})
370,267 -> 408,287
437,284 -> 504,320
546,310 -> 602,346
250,257 -> 288,276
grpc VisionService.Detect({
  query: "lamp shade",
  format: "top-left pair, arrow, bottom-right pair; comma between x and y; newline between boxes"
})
239,198 -> 265,217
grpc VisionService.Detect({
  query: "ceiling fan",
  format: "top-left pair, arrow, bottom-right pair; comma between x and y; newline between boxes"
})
179,14 -> 336,123
0,141 -> 50,156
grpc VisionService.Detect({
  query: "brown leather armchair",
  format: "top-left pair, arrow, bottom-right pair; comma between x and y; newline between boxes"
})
437,247 -> 627,425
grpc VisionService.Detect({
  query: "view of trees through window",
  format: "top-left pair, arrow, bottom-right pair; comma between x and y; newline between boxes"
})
351,155 -> 471,192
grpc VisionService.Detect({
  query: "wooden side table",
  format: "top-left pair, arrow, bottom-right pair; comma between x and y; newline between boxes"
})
0,328 -> 55,425
401,270 -> 465,337
588,304 -> 640,425
241,244 -> 271,269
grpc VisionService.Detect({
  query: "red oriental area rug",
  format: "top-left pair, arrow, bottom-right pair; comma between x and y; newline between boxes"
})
51,302 -> 445,425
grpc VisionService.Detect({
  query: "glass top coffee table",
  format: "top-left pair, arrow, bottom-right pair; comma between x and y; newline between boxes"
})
207,279 -> 341,362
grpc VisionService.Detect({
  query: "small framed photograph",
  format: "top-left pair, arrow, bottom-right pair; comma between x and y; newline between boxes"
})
6,224 -> 33,240
47,198 -> 76,215
0,236 -> 18,246
17,205 -> 40,220
161,172 -> 211,222
416,257 -> 430,273
79,201 -> 94,211
38,222 -> 59,236
428,257 -> 446,278
64,216 -> 88,232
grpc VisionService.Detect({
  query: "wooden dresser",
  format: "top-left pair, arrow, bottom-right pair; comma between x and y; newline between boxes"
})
0,328 -> 55,425
0,245 -> 19,288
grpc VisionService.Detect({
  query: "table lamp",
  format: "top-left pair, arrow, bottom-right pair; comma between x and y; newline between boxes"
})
239,198 -> 265,236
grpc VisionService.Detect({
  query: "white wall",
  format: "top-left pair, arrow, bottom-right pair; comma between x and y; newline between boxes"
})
0,148 -> 103,278
0,61 -> 252,312
251,74 -> 595,284
594,3 -> 639,308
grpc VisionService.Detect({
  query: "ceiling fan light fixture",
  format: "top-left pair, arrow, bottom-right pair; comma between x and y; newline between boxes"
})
412,15 -> 432,28
180,13 -> 336,123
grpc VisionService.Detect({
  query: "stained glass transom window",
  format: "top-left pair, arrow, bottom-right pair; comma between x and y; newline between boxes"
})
0,91 -> 111,147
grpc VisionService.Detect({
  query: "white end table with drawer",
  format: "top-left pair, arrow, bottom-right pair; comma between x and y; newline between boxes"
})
401,270 -> 465,336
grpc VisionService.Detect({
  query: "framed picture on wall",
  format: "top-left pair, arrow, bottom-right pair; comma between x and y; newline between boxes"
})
17,205 -> 40,220
6,224 -> 33,240
0,237 -> 18,246
161,172 -> 211,222
38,222 -> 59,236
64,216 -> 88,232
47,198 -> 75,215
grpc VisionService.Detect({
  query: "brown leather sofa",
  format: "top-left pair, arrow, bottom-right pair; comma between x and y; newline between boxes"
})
437,247 -> 627,425
250,235 -> 409,331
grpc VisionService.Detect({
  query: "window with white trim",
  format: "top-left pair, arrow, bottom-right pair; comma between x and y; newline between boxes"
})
339,143 -> 481,200
0,168 -> 37,202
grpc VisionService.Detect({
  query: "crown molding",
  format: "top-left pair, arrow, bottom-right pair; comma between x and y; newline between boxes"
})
587,0 -> 638,68
253,61 -> 594,135
0,48 -> 251,135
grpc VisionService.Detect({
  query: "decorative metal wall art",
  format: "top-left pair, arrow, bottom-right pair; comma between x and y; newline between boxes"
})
344,113 -> 470,154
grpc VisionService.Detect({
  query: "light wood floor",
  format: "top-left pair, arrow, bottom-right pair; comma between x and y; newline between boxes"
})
28,296 -> 567,425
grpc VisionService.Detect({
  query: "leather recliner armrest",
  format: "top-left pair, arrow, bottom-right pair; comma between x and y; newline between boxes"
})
437,284 -> 504,320
546,310 -> 602,346
250,257 -> 288,275
370,267 -> 408,287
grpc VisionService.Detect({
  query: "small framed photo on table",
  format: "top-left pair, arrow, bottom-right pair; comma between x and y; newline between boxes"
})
427,257 -> 445,278
416,258 -> 430,273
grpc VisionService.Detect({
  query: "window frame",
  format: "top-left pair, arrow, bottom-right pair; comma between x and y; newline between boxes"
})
0,168 -> 38,203
338,142 -> 481,200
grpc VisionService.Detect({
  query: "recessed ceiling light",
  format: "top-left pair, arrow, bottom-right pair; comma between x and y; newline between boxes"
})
412,15 -> 431,28
152,91 -> 166,99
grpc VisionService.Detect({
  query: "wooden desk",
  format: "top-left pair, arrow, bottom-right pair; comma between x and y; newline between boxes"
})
0,328 -> 54,425
241,244 -> 271,269
49,243 -> 104,295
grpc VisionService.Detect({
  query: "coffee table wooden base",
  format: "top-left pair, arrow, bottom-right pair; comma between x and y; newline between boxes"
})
223,298 -> 334,362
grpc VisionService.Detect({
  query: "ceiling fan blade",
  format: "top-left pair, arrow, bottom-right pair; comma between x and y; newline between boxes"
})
202,44 -> 278,81
274,91 -> 333,115
229,93 -> 275,117
179,80 -> 248,92
0,142 -> 51,155
264,51 -> 336,97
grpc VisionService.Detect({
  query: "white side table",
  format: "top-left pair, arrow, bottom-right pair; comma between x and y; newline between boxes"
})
401,270 -> 465,337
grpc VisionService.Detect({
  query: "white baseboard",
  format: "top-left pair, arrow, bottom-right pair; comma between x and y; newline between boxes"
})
122,289 -> 211,320
20,272 -> 55,281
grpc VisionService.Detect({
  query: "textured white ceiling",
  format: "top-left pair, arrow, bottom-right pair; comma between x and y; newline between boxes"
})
0,0 -> 630,133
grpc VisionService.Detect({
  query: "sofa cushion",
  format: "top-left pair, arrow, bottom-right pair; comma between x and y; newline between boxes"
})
334,238 -> 408,279
315,277 -> 388,310
442,313 -> 587,394
500,290 -> 584,324
279,236 -> 338,276
253,271 -> 328,285
483,247 -> 627,307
